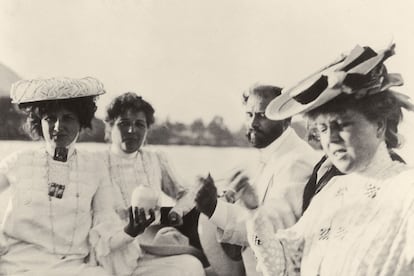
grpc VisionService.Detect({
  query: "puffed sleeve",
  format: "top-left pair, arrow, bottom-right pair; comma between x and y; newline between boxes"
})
405,203 -> 414,270
0,150 -> 21,192
156,151 -> 194,215
403,179 -> 414,269
262,157 -> 315,231
246,208 -> 305,276
214,199 -> 251,246
88,157 -> 142,276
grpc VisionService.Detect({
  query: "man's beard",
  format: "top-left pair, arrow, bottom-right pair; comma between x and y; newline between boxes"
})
246,129 -> 268,149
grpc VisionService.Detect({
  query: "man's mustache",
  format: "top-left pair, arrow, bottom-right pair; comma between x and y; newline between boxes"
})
246,128 -> 263,138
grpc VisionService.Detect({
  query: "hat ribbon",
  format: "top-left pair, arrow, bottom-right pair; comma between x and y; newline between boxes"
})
293,43 -> 403,104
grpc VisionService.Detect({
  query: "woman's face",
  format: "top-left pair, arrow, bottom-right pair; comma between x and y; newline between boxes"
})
313,109 -> 383,174
111,109 -> 148,154
41,108 -> 81,148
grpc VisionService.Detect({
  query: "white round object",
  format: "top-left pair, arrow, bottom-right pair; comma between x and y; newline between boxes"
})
130,186 -> 158,211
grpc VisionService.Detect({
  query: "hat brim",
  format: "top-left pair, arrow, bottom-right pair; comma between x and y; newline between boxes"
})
138,225 -> 209,267
266,81 -> 342,120
140,243 -> 209,267
265,61 -> 345,120
11,91 -> 105,104
265,44 -> 399,120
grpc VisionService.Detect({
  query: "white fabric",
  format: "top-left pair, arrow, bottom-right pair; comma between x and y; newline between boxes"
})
10,77 -> 105,104
210,200 -> 231,231
134,254 -> 205,276
211,128 -> 321,247
104,146 -> 203,276
106,147 -> 194,220
0,145 -> 139,275
247,142 -> 414,276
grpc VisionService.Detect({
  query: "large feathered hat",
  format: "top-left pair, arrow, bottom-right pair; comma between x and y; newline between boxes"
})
266,44 -> 405,120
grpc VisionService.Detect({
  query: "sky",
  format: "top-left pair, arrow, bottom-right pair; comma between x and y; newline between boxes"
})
0,0 -> 413,131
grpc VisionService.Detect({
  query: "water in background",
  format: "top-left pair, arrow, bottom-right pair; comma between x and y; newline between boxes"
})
0,142 -> 259,218
0,120 -> 413,218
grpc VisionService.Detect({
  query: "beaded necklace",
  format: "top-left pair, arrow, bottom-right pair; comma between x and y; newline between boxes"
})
108,149 -> 152,211
46,149 -> 80,259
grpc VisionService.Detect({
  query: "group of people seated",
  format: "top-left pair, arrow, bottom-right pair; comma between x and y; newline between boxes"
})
0,43 -> 413,276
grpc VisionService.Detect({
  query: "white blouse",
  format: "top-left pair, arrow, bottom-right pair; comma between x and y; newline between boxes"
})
106,146 -> 194,224
247,143 -> 414,276
0,145 -> 140,276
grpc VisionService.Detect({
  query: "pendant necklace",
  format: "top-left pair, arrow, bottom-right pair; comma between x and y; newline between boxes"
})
46,149 -> 80,259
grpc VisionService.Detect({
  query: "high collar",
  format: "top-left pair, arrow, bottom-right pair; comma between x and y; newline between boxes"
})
258,127 -> 293,163
45,133 -> 78,162
110,143 -> 140,159
356,142 -> 396,178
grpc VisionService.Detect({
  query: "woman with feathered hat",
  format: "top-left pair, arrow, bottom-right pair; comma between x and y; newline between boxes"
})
246,44 -> 414,275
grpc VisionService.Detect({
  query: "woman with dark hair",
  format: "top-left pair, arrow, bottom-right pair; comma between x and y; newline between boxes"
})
246,44 -> 414,275
0,77 -> 143,275
103,92 -> 205,276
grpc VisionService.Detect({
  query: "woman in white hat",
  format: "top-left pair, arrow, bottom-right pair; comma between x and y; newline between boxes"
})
0,77 -> 143,275
102,92 -> 205,276
246,44 -> 414,275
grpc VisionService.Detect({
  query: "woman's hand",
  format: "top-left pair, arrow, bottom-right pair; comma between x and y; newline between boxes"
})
167,210 -> 183,226
124,206 -> 156,237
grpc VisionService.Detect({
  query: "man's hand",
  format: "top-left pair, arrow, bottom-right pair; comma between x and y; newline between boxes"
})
224,170 -> 249,203
195,174 -> 218,218
124,206 -> 156,237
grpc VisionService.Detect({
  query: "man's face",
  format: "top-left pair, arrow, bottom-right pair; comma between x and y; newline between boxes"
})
245,94 -> 287,148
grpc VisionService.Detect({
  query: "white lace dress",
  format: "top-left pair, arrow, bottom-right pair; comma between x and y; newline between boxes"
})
105,146 -> 194,224
103,147 -> 205,276
247,143 -> 414,276
0,145 -> 140,276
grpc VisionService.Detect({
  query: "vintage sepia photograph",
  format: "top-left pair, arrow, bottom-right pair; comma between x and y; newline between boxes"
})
0,0 -> 413,275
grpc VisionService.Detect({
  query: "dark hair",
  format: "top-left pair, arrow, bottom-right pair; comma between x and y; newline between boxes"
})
242,84 -> 291,127
18,96 -> 97,140
105,92 -> 155,127
242,84 -> 283,105
305,91 -> 406,149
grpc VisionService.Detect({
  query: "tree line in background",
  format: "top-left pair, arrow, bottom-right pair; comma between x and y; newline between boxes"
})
0,97 -> 249,147
147,116 -> 249,147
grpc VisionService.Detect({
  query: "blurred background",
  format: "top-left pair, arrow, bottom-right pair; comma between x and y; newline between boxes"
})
0,0 -> 413,175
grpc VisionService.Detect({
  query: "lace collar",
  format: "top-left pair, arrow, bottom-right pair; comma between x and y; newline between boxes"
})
110,143 -> 140,159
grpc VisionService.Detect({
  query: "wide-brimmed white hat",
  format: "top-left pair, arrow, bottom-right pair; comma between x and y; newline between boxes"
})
266,43 -> 404,120
10,76 -> 105,104
139,226 -> 209,267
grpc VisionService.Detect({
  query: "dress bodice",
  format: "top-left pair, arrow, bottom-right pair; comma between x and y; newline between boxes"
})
0,146 -> 104,257
248,143 -> 414,276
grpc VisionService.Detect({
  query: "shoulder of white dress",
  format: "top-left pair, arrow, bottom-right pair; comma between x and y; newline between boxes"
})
11,145 -> 43,161
140,146 -> 166,161
394,166 -> 414,186
140,146 -> 158,155
76,148 -> 108,169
